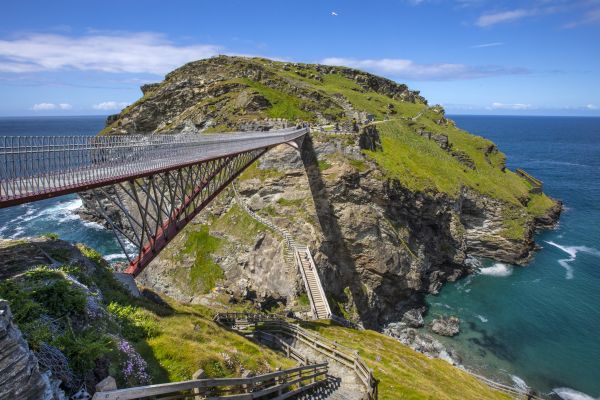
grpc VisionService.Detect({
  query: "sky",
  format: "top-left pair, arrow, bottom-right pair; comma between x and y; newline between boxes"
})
0,0 -> 599,117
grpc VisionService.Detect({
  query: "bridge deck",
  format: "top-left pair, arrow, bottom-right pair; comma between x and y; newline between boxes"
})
0,128 -> 307,207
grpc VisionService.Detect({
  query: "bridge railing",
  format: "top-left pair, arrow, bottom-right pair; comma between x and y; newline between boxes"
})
0,128 -> 307,203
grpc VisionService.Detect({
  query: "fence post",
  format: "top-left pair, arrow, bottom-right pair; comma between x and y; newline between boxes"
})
95,376 -> 117,393
242,370 -> 254,393
192,369 -> 206,400
275,367 -> 283,396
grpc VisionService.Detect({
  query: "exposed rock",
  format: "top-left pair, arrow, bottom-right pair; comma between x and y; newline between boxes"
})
0,300 -> 63,400
383,322 -> 460,364
358,125 -> 382,151
402,307 -> 426,328
431,316 -> 460,337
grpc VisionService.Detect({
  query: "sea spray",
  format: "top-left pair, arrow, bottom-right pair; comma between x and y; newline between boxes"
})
553,387 -> 597,400
479,263 -> 513,277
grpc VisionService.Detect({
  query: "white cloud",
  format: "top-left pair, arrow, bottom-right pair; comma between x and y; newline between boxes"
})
93,101 -> 129,110
564,8 -> 600,28
476,9 -> 533,27
32,102 -> 72,111
587,104 -> 599,110
470,42 -> 504,48
320,57 -> 528,81
331,11 -> 338,16
0,32 -> 222,74
488,102 -> 533,110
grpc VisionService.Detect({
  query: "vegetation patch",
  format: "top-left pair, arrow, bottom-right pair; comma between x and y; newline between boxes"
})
182,225 -> 224,294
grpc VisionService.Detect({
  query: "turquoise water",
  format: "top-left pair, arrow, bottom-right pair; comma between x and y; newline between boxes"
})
1,115 -> 599,398
426,116 -> 600,399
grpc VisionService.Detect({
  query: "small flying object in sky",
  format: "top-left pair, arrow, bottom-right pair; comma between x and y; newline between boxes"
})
331,11 -> 338,16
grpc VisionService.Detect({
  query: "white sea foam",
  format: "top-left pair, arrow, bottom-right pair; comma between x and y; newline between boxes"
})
475,314 -> 488,323
553,387 -> 597,400
82,220 -> 105,230
104,253 -> 126,261
464,256 -> 483,269
479,263 -> 513,277
545,241 -> 600,280
510,375 -> 529,393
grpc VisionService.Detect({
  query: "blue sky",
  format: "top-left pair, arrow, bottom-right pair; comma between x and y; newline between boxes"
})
1,0 -> 599,117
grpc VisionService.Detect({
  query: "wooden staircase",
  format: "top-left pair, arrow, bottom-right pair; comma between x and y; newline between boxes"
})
295,247 -> 331,319
232,183 -> 332,320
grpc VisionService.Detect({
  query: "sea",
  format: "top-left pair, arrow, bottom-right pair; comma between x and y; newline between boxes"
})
0,115 -> 599,399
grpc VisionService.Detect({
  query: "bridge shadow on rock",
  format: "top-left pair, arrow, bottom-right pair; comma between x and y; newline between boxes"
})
299,136 -> 371,327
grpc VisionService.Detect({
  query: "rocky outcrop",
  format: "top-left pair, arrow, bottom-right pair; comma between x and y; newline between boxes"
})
0,300 -> 61,400
84,56 -> 560,331
430,316 -> 461,337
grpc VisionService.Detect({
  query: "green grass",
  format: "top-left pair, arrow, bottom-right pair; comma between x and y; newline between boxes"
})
238,78 -> 314,121
362,119 -> 559,240
300,320 -> 511,400
527,193 -> 557,217
364,120 -> 532,204
211,203 -> 270,245
182,225 -> 224,294
276,197 -> 304,207
238,161 -> 285,182
348,158 -> 369,172
318,159 -> 333,171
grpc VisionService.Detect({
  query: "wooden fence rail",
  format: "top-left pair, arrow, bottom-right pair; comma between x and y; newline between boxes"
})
92,362 -> 328,400
214,313 -> 378,400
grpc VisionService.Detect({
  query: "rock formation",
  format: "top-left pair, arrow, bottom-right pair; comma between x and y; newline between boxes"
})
85,56 -> 561,329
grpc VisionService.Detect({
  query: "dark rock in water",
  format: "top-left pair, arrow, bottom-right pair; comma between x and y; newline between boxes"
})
431,316 -> 460,336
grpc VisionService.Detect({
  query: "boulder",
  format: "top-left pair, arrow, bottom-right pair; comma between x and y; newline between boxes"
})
430,316 -> 460,337
402,307 -> 425,328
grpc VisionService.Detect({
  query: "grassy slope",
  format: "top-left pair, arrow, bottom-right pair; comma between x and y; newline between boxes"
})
0,240 -> 294,387
301,320 -> 511,400
364,119 -> 556,239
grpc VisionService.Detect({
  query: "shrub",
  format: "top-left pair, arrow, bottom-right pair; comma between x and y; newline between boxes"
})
31,279 -> 87,318
53,327 -> 113,374
0,280 -> 44,323
108,302 -> 161,341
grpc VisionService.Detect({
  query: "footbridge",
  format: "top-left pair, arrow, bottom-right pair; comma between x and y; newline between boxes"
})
0,128 -> 308,276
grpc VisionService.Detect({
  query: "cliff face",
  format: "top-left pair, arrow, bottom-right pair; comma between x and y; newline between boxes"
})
0,300 -> 58,400
95,56 -> 560,328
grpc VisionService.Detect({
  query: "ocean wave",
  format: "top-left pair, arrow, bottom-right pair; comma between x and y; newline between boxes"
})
475,314 -> 488,323
545,241 -> 600,280
104,253 -> 127,261
432,302 -> 453,310
479,263 -> 513,277
510,375 -> 529,392
553,387 -> 597,400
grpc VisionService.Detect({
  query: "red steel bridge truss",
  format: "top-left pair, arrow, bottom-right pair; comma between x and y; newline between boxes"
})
0,128 -> 308,276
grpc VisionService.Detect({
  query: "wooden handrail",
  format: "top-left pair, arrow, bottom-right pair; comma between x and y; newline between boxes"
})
215,313 -> 378,400
92,361 -> 328,400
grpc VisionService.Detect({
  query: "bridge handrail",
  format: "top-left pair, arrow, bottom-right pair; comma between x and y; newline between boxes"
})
92,361 -> 328,400
0,128 -> 308,202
